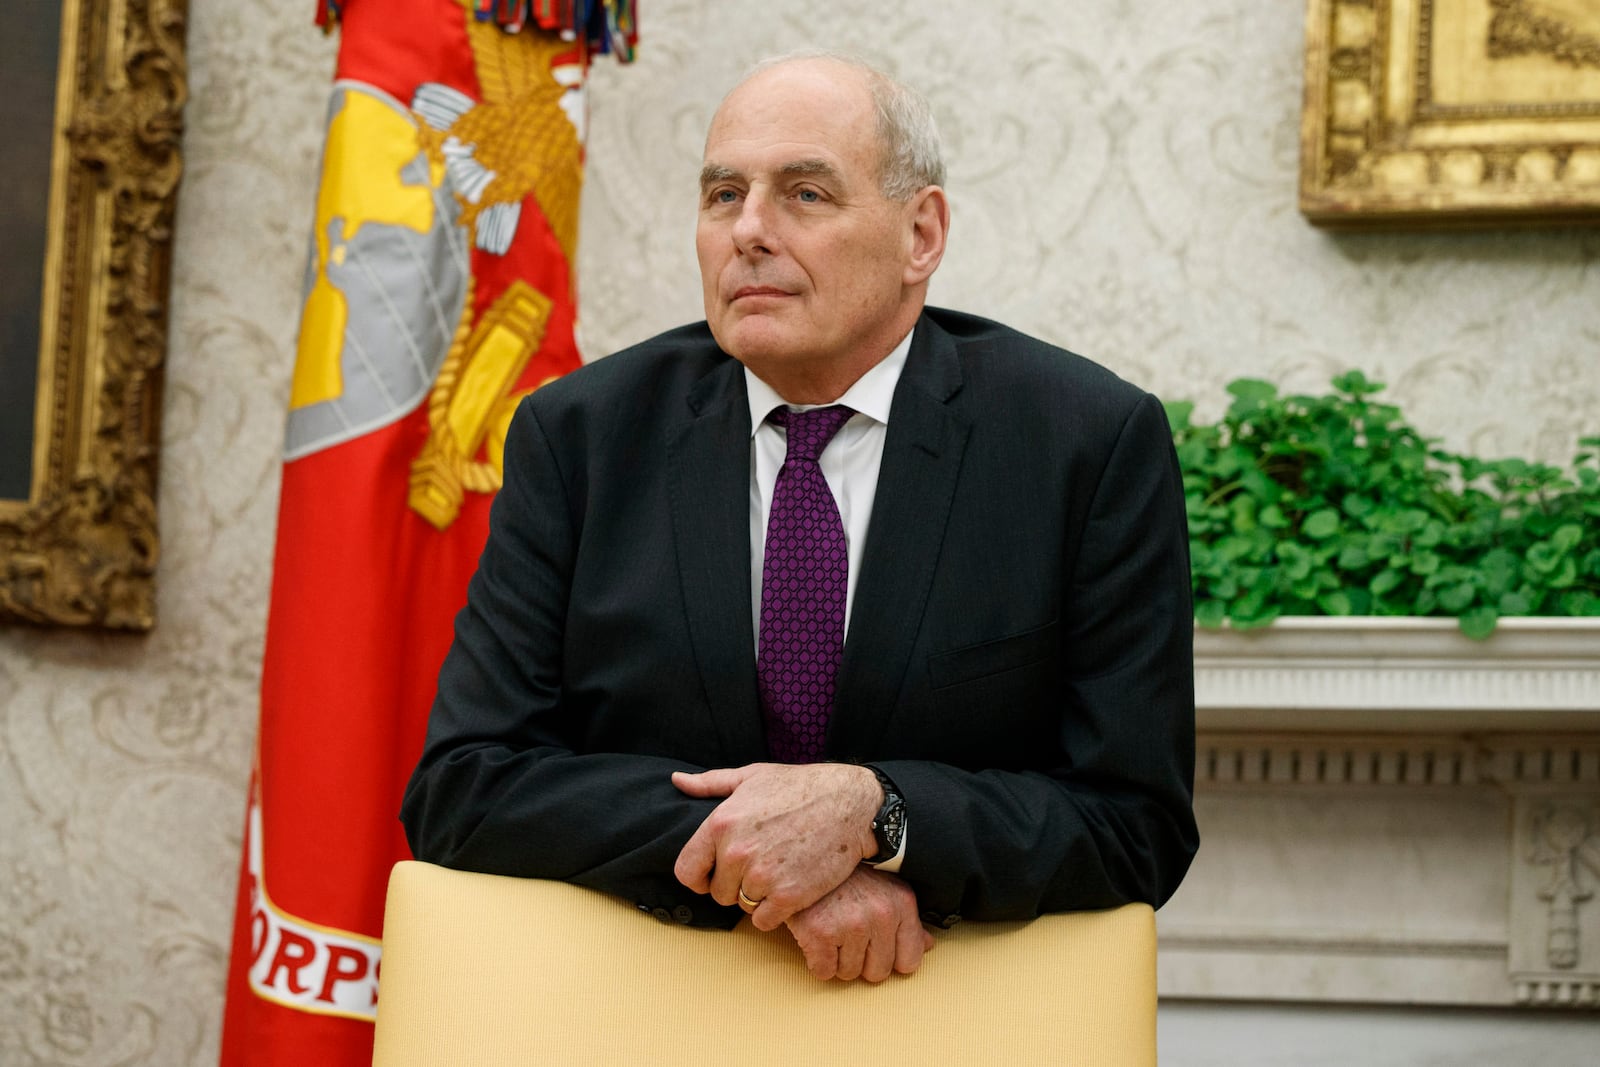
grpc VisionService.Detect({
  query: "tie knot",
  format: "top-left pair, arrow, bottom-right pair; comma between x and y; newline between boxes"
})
768,405 -> 854,463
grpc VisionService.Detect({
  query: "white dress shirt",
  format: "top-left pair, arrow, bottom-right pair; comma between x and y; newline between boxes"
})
742,329 -> 914,871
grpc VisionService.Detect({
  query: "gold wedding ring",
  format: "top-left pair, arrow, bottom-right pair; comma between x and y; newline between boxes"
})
737,888 -> 763,912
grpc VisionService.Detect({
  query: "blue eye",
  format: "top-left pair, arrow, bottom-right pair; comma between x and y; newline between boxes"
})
716,189 -> 738,203
797,189 -> 819,203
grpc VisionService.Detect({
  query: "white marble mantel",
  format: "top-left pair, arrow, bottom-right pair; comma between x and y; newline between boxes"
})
1159,618 -> 1600,1010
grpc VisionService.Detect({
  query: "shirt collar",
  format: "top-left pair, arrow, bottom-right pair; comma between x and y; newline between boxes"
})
743,328 -> 914,438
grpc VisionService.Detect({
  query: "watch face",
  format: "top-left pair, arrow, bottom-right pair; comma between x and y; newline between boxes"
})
874,796 -> 905,853
867,767 -> 905,861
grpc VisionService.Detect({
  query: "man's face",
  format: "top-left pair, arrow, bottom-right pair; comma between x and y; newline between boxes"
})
696,61 -> 917,389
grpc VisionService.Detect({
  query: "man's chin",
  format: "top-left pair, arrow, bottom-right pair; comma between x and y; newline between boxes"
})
710,318 -> 802,367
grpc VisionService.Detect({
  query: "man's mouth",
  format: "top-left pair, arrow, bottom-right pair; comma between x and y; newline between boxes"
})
731,286 -> 792,301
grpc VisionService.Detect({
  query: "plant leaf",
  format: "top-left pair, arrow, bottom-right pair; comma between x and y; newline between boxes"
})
1317,590 -> 1354,616
1164,400 -> 1195,431
1459,606 -> 1498,640
1552,524 -> 1583,553
1226,379 -> 1278,403
1437,583 -> 1477,612
1303,509 -> 1340,539
1370,569 -> 1404,597
1498,590 -> 1533,616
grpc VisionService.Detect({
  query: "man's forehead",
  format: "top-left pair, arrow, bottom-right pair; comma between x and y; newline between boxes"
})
708,62 -> 873,140
699,60 -> 884,187
721,56 -> 871,110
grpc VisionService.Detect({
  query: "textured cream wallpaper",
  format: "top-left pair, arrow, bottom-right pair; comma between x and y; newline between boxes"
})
0,1 -> 1596,1063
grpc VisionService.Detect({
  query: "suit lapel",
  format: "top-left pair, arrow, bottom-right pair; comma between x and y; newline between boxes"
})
831,315 -> 970,758
666,359 -> 766,764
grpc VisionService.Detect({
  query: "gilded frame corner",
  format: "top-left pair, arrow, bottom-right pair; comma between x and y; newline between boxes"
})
1300,0 -> 1600,228
0,0 -> 188,631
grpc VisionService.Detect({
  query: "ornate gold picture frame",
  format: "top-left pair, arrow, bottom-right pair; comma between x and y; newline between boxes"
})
0,0 -> 187,630
1301,0 -> 1600,226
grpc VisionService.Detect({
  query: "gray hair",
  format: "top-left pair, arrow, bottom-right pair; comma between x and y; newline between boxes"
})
740,50 -> 946,201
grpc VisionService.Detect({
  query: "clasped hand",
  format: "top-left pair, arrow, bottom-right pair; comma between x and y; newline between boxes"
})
672,762 -> 931,982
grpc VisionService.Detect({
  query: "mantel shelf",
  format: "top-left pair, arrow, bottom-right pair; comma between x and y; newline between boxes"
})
1194,617 -> 1600,733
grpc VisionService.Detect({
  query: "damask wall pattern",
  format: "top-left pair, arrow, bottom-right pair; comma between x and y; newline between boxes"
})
0,1 -> 1595,1063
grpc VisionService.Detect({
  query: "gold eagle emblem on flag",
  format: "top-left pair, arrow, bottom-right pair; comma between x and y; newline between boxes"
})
408,19 -> 583,530
283,11 -> 584,532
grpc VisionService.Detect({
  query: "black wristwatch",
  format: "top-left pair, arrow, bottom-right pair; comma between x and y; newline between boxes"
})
863,765 -> 906,865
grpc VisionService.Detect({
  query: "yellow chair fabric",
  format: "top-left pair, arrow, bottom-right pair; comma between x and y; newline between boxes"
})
372,860 -> 1157,1066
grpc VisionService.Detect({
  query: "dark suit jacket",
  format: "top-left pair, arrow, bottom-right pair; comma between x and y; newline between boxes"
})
401,307 -> 1198,929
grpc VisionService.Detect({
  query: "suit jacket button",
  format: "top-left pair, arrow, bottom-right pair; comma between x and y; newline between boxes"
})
672,904 -> 694,925
944,914 -> 962,927
637,903 -> 652,914
651,907 -> 672,924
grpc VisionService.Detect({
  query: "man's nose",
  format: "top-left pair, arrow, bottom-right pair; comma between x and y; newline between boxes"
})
730,193 -> 774,256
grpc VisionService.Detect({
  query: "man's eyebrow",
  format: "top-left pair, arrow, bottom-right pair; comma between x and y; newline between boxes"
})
699,164 -> 741,190
778,159 -> 840,181
698,159 -> 842,190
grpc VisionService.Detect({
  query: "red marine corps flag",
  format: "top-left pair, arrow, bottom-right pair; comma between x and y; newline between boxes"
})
219,2 -> 636,1062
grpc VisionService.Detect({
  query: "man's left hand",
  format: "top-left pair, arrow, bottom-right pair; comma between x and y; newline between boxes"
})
785,866 -> 933,982
672,762 -> 881,930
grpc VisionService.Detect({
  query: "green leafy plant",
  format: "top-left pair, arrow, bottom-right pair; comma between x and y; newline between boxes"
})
1166,372 -> 1600,638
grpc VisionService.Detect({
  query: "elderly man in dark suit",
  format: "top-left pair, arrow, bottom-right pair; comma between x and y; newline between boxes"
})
401,51 -> 1198,985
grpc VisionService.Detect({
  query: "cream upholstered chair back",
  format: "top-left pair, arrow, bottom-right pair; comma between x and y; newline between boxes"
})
372,860 -> 1157,1066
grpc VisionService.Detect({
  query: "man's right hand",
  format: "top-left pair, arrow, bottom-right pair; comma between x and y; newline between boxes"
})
671,762 -> 881,929
783,866 -> 933,982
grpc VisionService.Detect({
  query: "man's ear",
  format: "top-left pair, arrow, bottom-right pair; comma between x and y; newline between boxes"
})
902,185 -> 950,287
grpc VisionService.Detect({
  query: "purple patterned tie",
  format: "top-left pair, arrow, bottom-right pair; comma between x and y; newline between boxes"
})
757,405 -> 854,763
